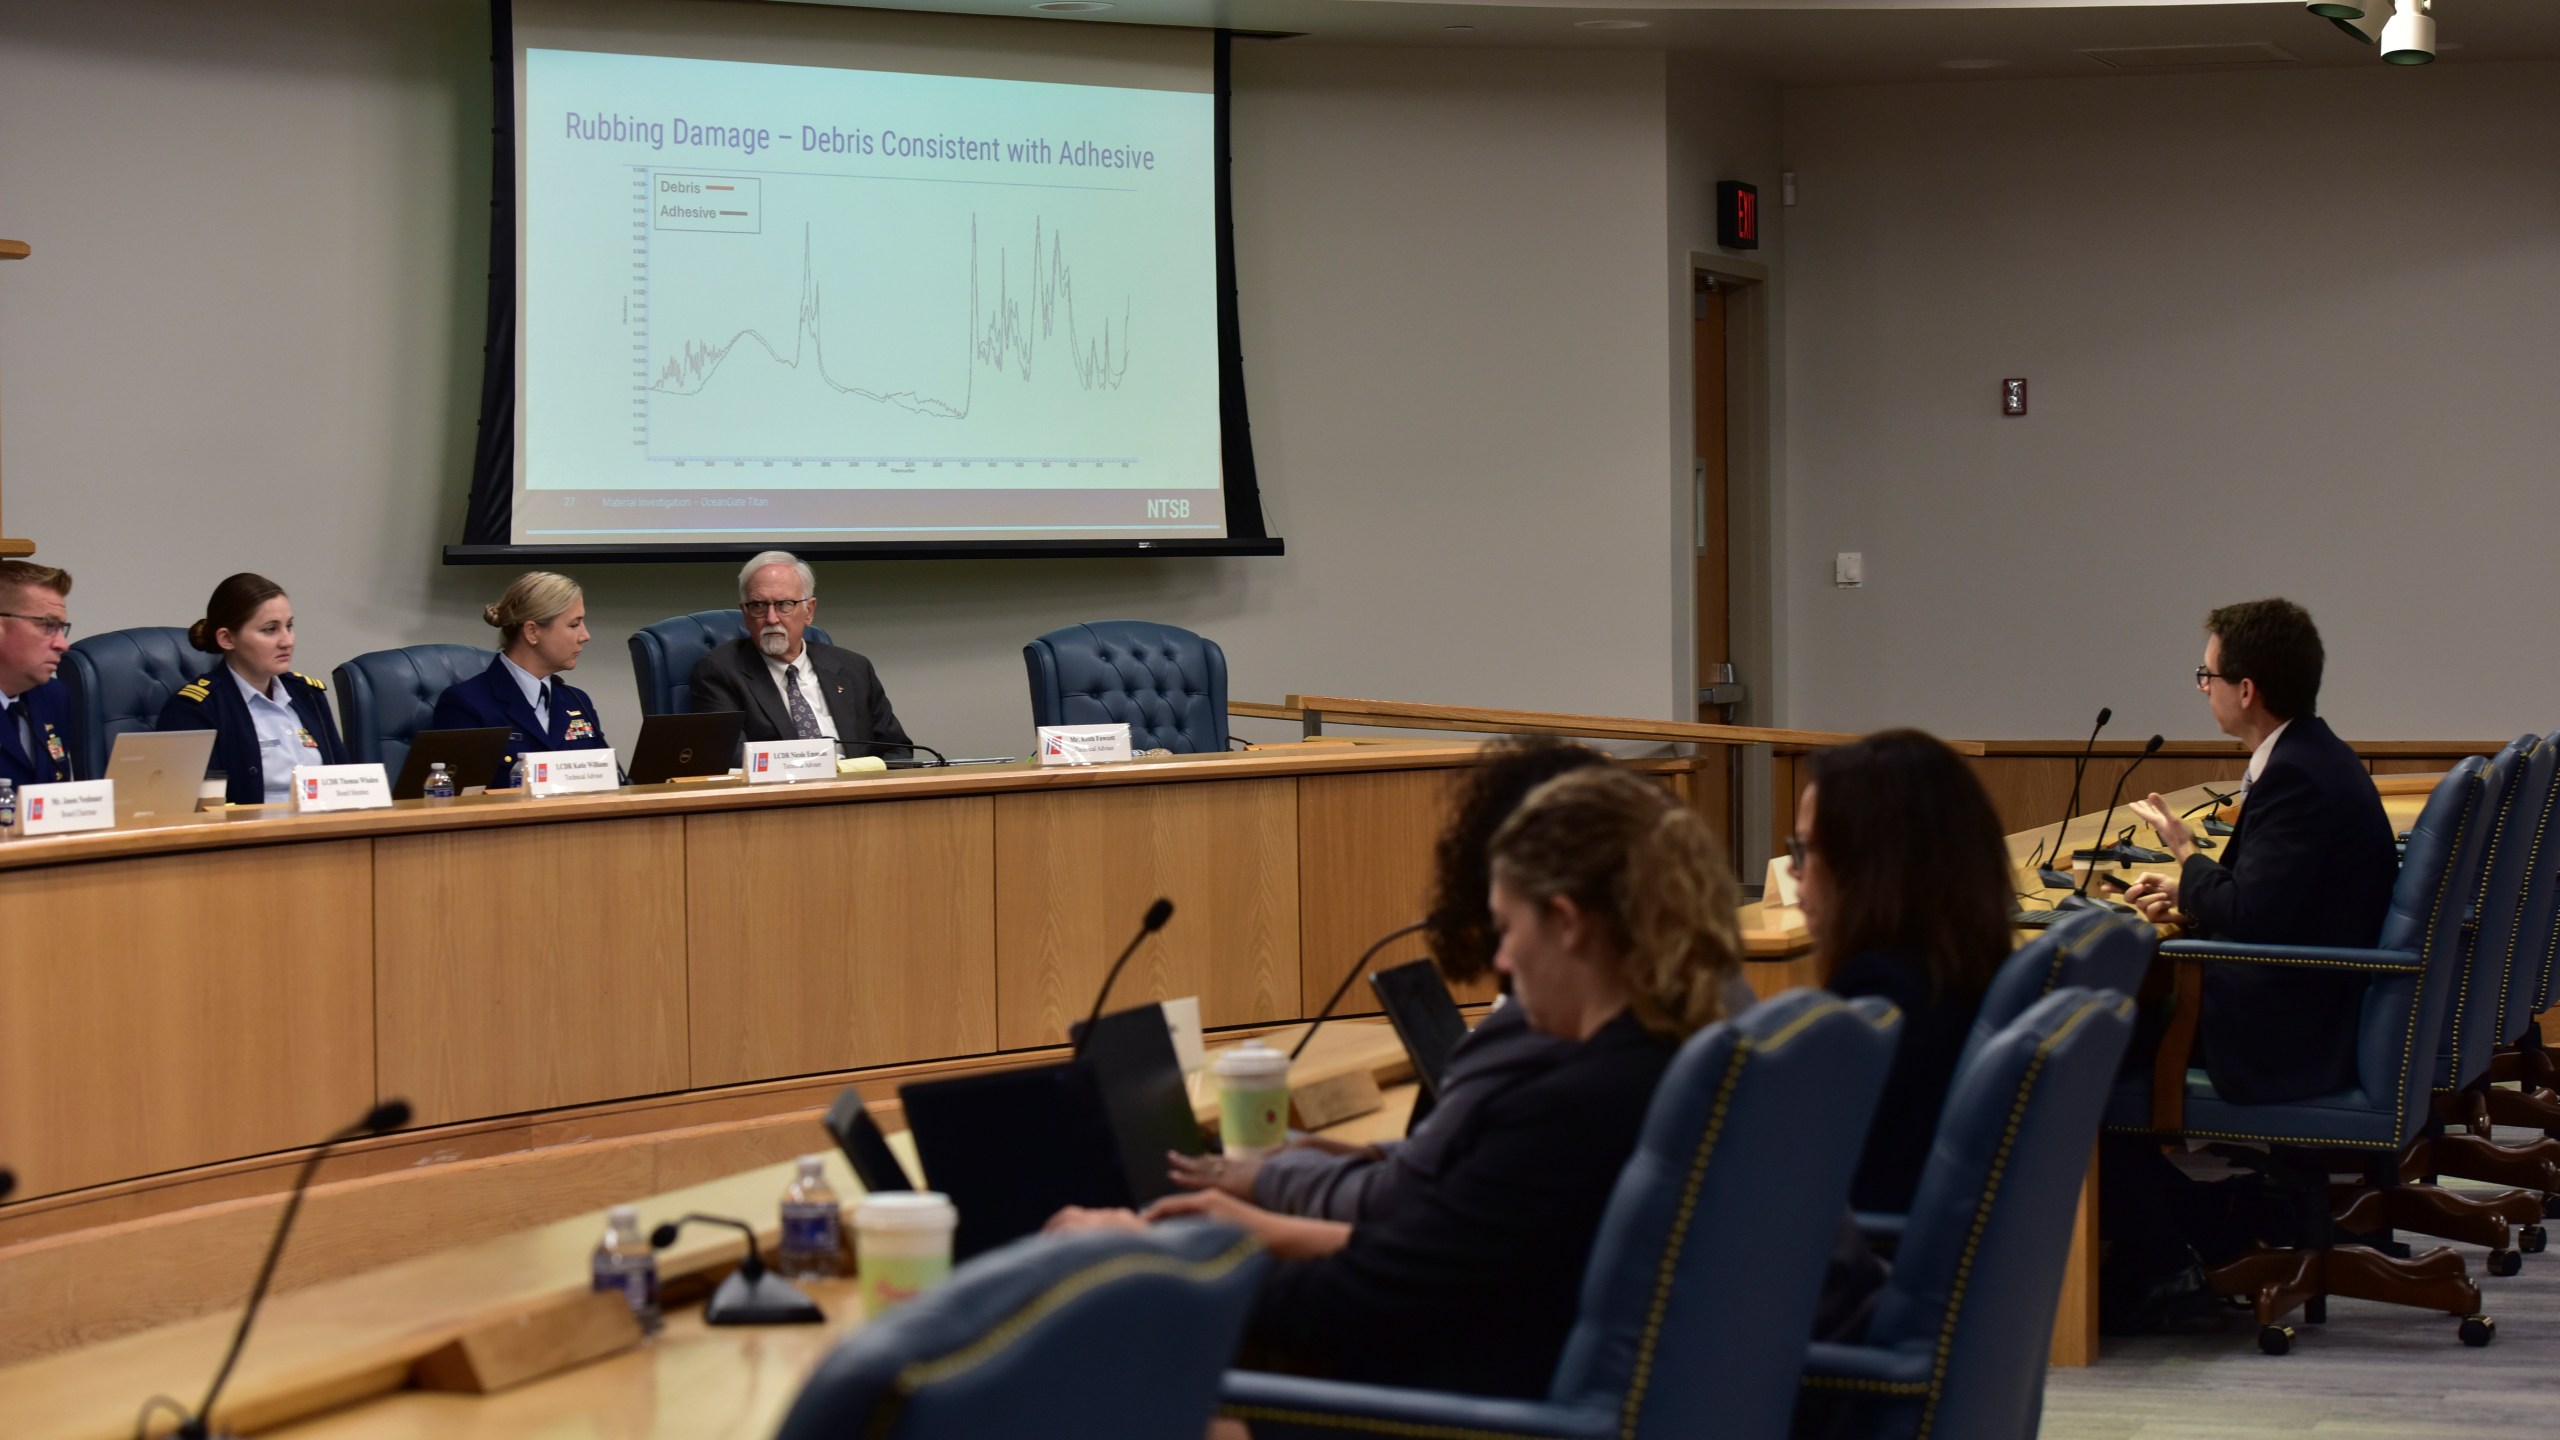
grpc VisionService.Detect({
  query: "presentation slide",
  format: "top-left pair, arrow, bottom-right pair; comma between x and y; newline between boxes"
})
517,47 -> 1226,545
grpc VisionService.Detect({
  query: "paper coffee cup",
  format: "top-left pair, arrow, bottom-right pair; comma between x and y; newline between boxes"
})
1215,1040 -> 1292,1158
855,1191 -> 956,1314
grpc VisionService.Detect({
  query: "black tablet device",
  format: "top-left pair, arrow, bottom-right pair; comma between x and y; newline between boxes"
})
626,711 -> 744,785
822,1087 -> 916,1195
900,1062 -> 1130,1259
1068,1003 -> 1211,1204
390,727 -> 513,799
1369,958 -> 1471,1101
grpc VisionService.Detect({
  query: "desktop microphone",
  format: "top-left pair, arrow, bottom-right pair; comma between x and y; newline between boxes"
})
1073,898 -> 1176,1057
2070,734 -> 2165,905
2039,707 -> 2111,889
160,1100 -> 412,1439
648,1213 -> 824,1325
1291,918 -> 1434,1062
836,737 -> 950,769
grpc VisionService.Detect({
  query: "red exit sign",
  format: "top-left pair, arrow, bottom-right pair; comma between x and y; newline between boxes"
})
1716,181 -> 1759,250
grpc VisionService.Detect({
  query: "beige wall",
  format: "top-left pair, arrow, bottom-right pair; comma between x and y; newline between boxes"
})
1780,61 -> 2560,743
0,1 -> 1686,760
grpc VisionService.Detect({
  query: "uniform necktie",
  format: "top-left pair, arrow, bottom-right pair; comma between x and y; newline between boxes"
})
536,681 -> 552,731
10,704 -> 30,768
783,664 -> 824,740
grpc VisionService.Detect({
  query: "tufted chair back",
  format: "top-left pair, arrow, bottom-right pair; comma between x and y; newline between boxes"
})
1024,620 -> 1228,754
332,645 -> 498,780
2473,735 -> 2560,1049
1823,988 -> 2135,1440
773,1221 -> 1265,1440
1959,911 -> 2154,1077
630,609 -> 834,716
60,627 -> 223,778
1544,990 -> 1898,1440
2514,731 -> 2560,1022
2430,738 -> 2537,1091
2357,756 -> 2489,1123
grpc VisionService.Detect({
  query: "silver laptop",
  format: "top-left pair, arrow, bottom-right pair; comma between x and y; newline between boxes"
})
105,730 -> 219,823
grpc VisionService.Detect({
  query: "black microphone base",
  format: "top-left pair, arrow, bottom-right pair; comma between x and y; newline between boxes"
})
704,1269 -> 826,1325
2203,818 -> 2235,836
2036,866 -> 2077,890
2072,844 -> 2172,865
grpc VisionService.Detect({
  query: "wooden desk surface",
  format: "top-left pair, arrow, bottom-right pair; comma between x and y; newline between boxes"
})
4,1023 -> 1415,1440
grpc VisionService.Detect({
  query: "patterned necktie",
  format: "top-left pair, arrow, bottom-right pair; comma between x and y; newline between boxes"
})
782,664 -> 824,740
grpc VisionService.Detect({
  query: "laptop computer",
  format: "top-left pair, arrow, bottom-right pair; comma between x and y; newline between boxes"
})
821,1087 -> 916,1194
899,1062 -> 1131,1259
627,712 -> 744,785
1068,1003 -> 1212,1205
104,730 -> 217,822
1370,958 -> 1472,1101
389,727 -> 513,800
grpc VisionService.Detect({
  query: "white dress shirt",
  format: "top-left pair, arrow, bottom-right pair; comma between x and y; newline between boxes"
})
498,652 -> 551,732
234,666 -> 321,803
2240,718 -> 2293,794
762,647 -> 838,741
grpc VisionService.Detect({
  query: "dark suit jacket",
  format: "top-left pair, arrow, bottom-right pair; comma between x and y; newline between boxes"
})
1249,1009 -> 1674,1400
429,658 -> 612,789
0,678 -> 74,787
685,637 -> 912,752
155,667 -> 350,805
1827,948 -> 1987,1215
2181,713 -> 2398,1104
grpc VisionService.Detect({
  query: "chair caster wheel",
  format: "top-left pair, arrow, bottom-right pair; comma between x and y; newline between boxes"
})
2523,1225 -> 2548,1255
2459,1314 -> 2495,1347
2304,1296 -> 2327,1325
2487,1248 -> 2523,1277
2258,1324 -> 2295,1356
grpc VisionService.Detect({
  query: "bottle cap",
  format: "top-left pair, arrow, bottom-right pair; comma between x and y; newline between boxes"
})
608,1203 -> 638,1225
797,1154 -> 825,1179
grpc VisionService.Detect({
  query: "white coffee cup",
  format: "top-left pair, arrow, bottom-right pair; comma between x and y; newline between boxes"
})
855,1191 -> 957,1314
1214,1040 -> 1292,1158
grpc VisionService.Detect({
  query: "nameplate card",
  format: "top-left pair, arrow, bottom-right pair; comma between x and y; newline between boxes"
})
523,751 -> 619,798
1762,855 -> 1800,909
746,739 -> 838,784
1038,723 -> 1134,768
19,780 -> 116,836
293,764 -> 393,813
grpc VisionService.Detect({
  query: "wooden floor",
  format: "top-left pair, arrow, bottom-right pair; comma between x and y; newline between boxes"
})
2043,1159 -> 2556,1439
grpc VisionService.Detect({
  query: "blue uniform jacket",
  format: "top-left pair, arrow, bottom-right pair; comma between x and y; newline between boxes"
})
428,657 -> 610,789
156,667 -> 350,806
0,677 -> 75,787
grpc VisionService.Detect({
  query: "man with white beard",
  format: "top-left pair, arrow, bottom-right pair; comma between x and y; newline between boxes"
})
686,549 -> 914,757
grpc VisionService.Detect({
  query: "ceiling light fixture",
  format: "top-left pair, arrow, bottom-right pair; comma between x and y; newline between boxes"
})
2380,0 -> 2436,65
1031,1 -> 1113,12
1573,20 -> 1651,30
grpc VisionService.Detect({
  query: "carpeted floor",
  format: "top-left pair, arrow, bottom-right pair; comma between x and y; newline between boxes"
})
2042,1163 -> 2555,1439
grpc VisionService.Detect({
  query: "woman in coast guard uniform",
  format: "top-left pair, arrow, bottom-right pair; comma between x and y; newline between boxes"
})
156,573 -> 348,805
430,571 -> 610,788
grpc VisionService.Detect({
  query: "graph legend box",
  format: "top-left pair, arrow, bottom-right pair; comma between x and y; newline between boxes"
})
653,173 -> 760,234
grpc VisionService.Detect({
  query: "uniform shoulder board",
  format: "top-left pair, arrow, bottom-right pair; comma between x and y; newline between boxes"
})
175,679 -> 213,702
294,670 -> 327,693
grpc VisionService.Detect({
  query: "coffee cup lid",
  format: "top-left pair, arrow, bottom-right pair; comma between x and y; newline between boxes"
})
856,1191 -> 957,1230
1214,1039 -> 1290,1079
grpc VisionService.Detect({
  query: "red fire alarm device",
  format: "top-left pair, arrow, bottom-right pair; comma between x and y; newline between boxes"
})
1716,181 -> 1759,250
2002,378 -> 2028,416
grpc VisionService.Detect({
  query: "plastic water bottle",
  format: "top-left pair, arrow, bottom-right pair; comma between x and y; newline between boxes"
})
778,1155 -> 845,1279
511,754 -> 531,790
421,763 -> 456,801
591,1204 -> 660,1330
0,778 -> 15,837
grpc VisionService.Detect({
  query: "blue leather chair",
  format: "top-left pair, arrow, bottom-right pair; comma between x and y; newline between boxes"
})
1025,620 -> 1228,753
2102,757 -> 2498,1352
1856,910 -> 2153,1247
2484,729 -> 2560,1130
1799,988 -> 2136,1440
772,1221 -> 1265,1440
629,610 -> 834,717
1219,989 -> 1902,1440
331,644 -> 498,781
59,627 -> 222,779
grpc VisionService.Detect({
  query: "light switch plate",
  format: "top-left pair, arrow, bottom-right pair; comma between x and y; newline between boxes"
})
1835,552 -> 1864,588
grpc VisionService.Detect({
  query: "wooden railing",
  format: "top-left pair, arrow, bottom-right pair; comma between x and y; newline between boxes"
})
1235,693 -> 1960,753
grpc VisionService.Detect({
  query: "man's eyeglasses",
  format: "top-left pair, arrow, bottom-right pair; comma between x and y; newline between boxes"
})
2194,666 -> 2237,691
0,612 -> 71,641
743,598 -> 809,618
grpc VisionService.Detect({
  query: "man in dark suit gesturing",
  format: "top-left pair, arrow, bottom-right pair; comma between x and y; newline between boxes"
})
687,550 -> 914,757
2122,598 -> 2397,1104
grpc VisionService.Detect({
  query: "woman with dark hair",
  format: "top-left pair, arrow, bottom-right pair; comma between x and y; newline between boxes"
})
1793,727 -> 2016,1214
1167,737 -> 1609,1220
156,573 -> 348,805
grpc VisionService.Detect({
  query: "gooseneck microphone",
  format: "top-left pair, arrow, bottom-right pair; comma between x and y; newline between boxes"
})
649,1213 -> 824,1325
2072,734 -> 2166,904
836,737 -> 950,768
1291,918 -> 1434,1062
2039,707 -> 2112,889
163,1100 -> 412,1439
1074,898 -> 1176,1057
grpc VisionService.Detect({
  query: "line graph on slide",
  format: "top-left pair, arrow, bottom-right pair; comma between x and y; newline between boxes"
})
628,165 -> 1205,472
